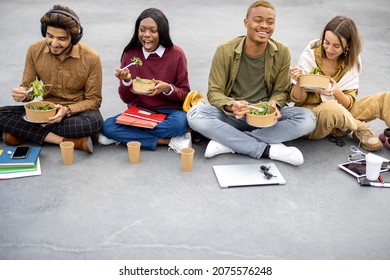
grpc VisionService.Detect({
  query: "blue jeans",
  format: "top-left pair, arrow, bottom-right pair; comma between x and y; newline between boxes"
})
187,104 -> 316,159
102,108 -> 188,150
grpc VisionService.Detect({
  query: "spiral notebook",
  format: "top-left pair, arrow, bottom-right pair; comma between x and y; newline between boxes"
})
212,163 -> 286,188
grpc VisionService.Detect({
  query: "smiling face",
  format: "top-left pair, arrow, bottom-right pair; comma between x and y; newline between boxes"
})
323,31 -> 347,60
45,26 -> 72,56
138,17 -> 159,52
244,5 -> 275,46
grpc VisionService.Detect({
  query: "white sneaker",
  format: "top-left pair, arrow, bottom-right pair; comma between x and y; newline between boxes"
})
98,133 -> 119,145
204,140 -> 235,158
168,132 -> 192,153
268,143 -> 304,166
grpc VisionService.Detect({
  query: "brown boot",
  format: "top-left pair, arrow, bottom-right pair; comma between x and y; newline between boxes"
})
63,136 -> 93,154
352,122 -> 383,151
2,132 -> 26,146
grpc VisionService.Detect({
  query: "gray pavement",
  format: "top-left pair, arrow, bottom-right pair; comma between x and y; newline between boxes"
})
1,0 -> 390,260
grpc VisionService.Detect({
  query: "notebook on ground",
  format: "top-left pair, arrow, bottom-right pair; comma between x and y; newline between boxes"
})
212,163 -> 286,188
0,146 -> 42,167
0,158 -> 41,180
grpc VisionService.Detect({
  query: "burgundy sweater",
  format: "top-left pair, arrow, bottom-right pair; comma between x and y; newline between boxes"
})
118,45 -> 190,110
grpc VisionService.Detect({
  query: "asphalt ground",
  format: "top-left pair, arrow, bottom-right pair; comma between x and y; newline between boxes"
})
1,0 -> 390,262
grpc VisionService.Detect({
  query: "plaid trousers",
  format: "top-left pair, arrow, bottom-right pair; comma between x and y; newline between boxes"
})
0,105 -> 103,144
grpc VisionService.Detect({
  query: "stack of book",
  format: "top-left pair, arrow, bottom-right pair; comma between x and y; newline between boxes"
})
0,146 -> 42,180
116,106 -> 167,129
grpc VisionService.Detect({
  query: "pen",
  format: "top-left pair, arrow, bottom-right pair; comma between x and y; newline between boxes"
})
378,176 -> 384,184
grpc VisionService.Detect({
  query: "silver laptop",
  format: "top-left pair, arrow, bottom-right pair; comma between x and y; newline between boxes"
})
213,163 -> 286,188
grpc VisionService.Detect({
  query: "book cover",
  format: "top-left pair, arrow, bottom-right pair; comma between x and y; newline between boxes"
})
116,112 -> 158,129
0,158 -> 41,180
0,161 -> 39,174
0,146 -> 42,167
124,106 -> 166,123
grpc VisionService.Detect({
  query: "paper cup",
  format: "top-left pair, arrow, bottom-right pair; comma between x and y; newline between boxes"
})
180,147 -> 195,172
365,153 -> 384,181
60,141 -> 74,165
127,141 -> 141,164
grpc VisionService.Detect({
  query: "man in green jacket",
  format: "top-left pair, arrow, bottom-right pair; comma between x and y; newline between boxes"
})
187,0 -> 316,165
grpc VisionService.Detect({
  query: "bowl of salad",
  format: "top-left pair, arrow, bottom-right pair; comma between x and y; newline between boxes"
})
246,102 -> 276,127
132,77 -> 155,94
23,77 -> 56,122
299,67 -> 330,91
24,101 -> 56,122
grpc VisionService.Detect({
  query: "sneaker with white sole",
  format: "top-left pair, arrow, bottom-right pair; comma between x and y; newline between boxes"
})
98,133 -> 119,145
204,140 -> 235,158
168,132 -> 192,153
268,143 -> 304,166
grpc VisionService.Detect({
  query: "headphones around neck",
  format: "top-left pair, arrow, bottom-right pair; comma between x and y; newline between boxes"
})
40,9 -> 83,45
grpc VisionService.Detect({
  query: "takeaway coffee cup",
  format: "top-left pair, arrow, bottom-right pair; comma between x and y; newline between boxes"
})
60,141 -> 74,165
127,141 -> 141,164
365,153 -> 384,181
180,147 -> 195,172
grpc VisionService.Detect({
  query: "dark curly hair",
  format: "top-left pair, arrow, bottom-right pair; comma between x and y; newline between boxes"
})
40,5 -> 81,43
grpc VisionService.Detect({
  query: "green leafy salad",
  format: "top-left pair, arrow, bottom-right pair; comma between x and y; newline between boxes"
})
131,56 -> 143,66
309,66 -> 321,74
28,77 -> 52,99
248,102 -> 270,116
27,103 -> 54,111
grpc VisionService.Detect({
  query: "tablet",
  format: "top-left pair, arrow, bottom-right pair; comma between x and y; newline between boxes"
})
338,159 -> 389,178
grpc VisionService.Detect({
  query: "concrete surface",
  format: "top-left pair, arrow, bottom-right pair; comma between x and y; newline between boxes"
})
0,0 -> 390,260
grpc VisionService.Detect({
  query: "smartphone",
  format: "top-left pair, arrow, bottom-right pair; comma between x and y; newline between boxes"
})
11,146 -> 31,159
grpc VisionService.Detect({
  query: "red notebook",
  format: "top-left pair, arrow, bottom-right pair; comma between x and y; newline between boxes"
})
124,106 -> 166,123
116,113 -> 158,129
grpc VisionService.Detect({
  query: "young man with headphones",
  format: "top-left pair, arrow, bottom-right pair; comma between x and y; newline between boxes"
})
0,4 -> 103,153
